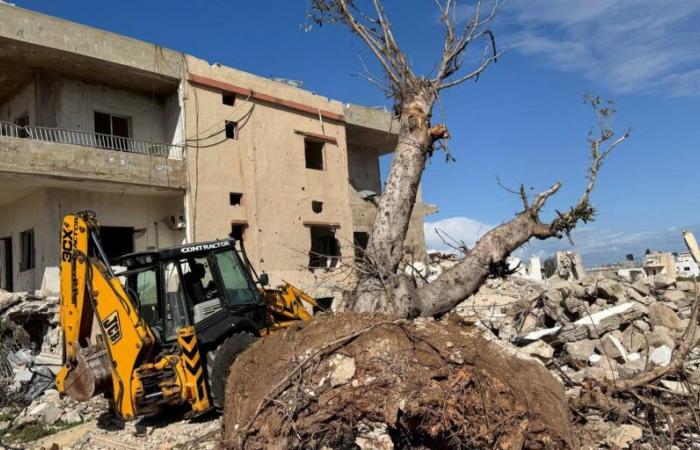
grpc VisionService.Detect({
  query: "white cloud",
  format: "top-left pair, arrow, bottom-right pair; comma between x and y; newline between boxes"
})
424,216 -> 493,252
502,1 -> 700,96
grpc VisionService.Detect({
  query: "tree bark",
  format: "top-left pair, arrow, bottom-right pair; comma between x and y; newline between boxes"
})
416,212 -> 553,316
349,89 -> 436,315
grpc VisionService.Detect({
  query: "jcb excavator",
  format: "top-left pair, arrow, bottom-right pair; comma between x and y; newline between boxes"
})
55,211 -> 317,420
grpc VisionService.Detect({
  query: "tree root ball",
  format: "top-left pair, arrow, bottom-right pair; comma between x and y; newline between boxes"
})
222,314 -> 575,449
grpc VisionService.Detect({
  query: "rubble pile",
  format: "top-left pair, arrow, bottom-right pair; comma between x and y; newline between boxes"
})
0,290 -> 62,407
457,274 -> 700,449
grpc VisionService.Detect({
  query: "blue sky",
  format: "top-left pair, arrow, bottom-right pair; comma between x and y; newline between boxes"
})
12,0 -> 700,266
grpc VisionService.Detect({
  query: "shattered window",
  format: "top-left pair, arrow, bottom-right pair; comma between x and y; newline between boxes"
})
309,226 -> 340,268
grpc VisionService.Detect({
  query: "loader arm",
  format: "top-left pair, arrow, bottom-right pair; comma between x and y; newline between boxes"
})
55,212 -> 156,419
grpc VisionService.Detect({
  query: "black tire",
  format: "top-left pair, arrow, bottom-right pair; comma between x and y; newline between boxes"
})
206,332 -> 256,411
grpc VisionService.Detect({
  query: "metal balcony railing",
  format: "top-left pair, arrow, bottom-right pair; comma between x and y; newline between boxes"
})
0,121 -> 183,158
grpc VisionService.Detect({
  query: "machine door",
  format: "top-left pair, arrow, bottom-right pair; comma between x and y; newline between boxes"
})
129,268 -> 161,328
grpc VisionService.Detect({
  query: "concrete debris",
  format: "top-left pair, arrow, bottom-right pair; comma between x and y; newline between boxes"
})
521,340 -> 554,360
0,290 -> 62,406
649,345 -> 673,367
648,302 -> 684,331
606,424 -> 643,448
355,422 -> 394,450
454,272 -> 699,449
328,353 -> 356,387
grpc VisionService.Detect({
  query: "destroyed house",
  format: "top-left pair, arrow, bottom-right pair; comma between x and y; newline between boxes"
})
0,4 -> 434,299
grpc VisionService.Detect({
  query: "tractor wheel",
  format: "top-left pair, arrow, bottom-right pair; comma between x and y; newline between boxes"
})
206,332 -> 256,411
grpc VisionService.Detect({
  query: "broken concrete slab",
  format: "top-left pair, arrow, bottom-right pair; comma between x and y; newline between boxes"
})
522,340 -> 554,360
645,326 -> 676,349
649,345 -> 673,367
661,289 -> 686,304
565,340 -> 597,368
649,303 -> 684,331
596,279 -> 626,302
596,332 -> 628,362
606,424 -> 643,449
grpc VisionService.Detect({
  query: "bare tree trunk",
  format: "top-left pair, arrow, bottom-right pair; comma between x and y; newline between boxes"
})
349,91 -> 437,316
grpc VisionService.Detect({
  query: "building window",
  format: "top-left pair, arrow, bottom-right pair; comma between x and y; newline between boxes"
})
94,111 -> 131,150
229,193 -> 243,206
222,93 -> 236,106
309,226 -> 340,268
305,139 -> 324,170
225,121 -> 238,139
19,229 -> 35,272
230,224 -> 246,241
311,201 -> 323,214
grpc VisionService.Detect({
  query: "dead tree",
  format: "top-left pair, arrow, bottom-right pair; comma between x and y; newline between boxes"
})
310,1 -> 628,317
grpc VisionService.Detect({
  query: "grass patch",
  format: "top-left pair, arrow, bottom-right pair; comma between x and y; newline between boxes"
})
3,420 -> 81,444
0,407 -> 20,423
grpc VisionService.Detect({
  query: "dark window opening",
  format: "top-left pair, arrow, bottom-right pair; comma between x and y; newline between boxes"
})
305,139 -> 324,170
0,237 -> 12,291
222,93 -> 236,106
225,121 -> 238,139
311,201 -> 323,214
309,226 -> 340,268
229,192 -> 243,206
100,226 -> 135,262
19,229 -> 35,272
94,111 -> 131,150
230,224 -> 246,241
313,297 -> 334,314
353,232 -> 369,262
14,114 -> 29,138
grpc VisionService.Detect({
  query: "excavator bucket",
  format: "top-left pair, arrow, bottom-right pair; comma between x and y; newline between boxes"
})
60,346 -> 111,402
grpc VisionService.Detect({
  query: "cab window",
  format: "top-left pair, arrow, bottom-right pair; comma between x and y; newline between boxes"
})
134,268 -> 160,326
214,250 -> 257,305
180,257 -> 219,305
163,262 -> 189,340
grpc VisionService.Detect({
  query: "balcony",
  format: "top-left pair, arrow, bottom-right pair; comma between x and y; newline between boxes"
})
0,121 -> 183,159
0,122 -> 186,191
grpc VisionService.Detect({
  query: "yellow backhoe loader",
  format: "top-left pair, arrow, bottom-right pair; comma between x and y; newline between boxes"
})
55,211 -> 317,420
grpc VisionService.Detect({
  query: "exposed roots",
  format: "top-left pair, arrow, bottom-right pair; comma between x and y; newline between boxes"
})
222,313 -> 575,449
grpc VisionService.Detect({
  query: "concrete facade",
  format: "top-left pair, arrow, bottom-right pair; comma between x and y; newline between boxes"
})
643,252 -> 676,279
675,252 -> 699,278
0,3 -> 434,299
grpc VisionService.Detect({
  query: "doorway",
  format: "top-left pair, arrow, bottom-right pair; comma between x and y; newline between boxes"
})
99,226 -> 135,262
0,237 -> 12,291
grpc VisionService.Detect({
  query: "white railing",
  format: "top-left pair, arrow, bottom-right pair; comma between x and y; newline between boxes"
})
0,121 -> 183,158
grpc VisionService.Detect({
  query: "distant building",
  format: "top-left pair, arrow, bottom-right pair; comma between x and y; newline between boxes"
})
587,261 -> 644,282
643,252 -> 676,279
675,252 -> 700,278
506,255 -> 543,281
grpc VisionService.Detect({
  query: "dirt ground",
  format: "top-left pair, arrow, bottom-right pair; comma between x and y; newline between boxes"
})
222,313 -> 575,449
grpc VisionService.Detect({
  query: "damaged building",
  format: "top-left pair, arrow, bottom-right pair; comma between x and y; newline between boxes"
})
0,4 -> 434,300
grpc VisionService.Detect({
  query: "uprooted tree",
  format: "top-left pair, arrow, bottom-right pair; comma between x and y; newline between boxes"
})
307,0 -> 629,318
222,1 -> 629,448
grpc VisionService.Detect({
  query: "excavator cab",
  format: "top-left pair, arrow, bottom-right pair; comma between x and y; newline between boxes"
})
56,212 -> 317,419
114,240 -> 269,346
